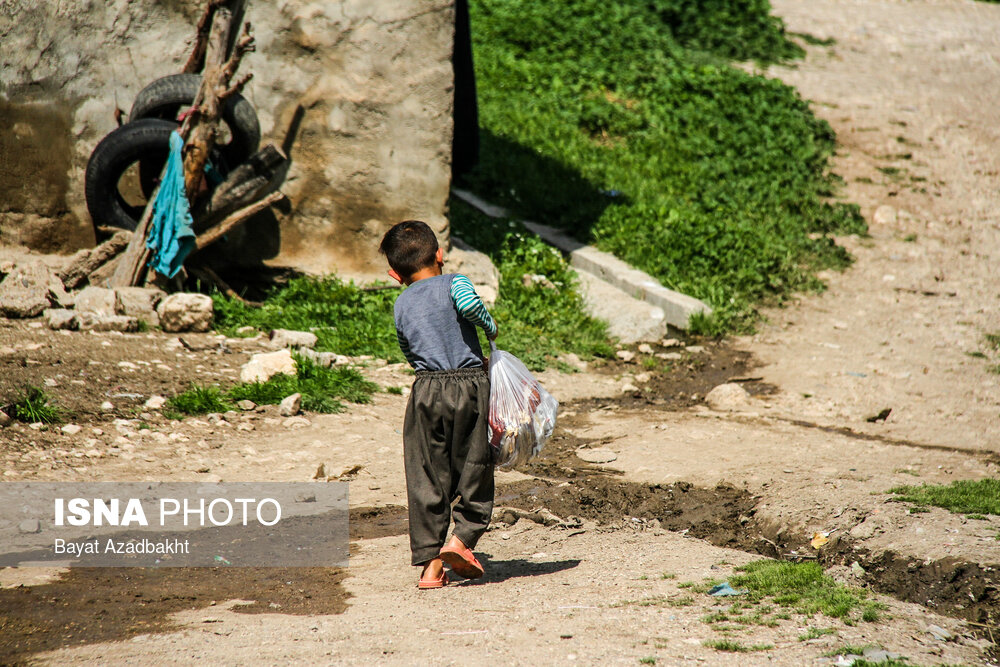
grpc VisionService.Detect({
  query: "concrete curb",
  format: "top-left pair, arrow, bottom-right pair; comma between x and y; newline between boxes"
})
452,188 -> 712,330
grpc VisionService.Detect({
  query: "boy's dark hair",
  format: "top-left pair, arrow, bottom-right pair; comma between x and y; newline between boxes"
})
379,220 -> 439,279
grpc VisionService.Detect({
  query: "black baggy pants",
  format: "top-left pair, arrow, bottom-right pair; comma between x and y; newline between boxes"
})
403,367 -> 494,566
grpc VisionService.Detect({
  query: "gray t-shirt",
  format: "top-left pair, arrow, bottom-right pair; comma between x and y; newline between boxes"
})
393,273 -> 493,372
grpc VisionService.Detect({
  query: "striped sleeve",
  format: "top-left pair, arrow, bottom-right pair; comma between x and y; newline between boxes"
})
450,274 -> 497,338
395,327 -> 419,367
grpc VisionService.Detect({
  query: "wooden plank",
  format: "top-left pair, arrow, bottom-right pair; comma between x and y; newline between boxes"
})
194,190 -> 284,251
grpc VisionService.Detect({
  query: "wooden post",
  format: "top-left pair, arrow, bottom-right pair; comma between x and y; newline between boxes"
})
181,7 -> 233,199
109,2 -> 254,288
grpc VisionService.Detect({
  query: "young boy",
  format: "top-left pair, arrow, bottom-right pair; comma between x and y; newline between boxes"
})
379,220 -> 498,589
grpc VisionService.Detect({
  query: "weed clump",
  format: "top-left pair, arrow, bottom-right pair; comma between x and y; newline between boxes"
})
7,386 -> 64,424
889,479 -> 1000,516
729,560 -> 883,623
702,639 -> 773,652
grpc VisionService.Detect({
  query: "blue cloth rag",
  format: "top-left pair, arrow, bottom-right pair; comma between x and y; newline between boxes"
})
146,131 -> 195,278
708,582 -> 746,597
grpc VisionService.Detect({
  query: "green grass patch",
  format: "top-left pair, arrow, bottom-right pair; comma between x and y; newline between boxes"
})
702,639 -> 773,652
798,627 -> 836,641
729,560 -> 884,623
639,657 -> 656,665
451,199 -> 614,370
889,479 -> 1000,515
166,355 -> 378,417
7,386 -> 64,424
464,0 -> 865,334
984,332 -> 1000,351
213,276 -> 404,361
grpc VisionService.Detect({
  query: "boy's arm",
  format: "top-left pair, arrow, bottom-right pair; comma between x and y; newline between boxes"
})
450,274 -> 498,340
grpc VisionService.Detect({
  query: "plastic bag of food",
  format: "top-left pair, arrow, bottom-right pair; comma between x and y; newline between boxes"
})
487,341 -> 559,469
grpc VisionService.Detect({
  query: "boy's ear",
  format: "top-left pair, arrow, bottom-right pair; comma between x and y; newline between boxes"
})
387,268 -> 404,284
435,247 -> 444,266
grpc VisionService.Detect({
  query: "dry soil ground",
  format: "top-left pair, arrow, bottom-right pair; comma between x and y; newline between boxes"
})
2,0 -> 1000,664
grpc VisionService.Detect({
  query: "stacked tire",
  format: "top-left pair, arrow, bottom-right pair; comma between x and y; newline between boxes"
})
85,74 -> 260,237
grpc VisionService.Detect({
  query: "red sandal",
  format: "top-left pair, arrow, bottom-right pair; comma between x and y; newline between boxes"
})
418,569 -> 448,590
439,544 -> 485,580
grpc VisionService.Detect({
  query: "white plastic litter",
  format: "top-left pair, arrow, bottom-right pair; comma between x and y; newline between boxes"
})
487,341 -> 558,469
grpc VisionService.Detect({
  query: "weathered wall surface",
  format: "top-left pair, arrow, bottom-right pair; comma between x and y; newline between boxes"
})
0,0 -> 455,281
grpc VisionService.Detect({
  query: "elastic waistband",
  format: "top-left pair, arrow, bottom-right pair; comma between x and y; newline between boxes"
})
415,367 -> 486,379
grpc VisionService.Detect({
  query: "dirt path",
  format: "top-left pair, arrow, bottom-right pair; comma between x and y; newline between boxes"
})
2,0 -> 1000,664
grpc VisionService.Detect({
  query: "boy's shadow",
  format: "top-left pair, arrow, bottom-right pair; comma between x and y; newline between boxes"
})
450,553 -> 580,585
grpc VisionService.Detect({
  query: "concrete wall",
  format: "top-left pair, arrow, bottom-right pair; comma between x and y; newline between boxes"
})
0,0 -> 455,281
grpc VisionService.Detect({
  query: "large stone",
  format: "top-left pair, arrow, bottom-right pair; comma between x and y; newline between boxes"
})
1,1 -> 457,280
0,261 -> 60,317
116,286 -> 165,327
269,329 -> 318,349
705,383 -> 751,411
75,286 -> 120,316
445,238 -> 501,306
157,293 -> 214,333
241,349 -> 296,383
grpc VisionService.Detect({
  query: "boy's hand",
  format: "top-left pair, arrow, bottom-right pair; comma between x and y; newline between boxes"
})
488,324 -> 499,341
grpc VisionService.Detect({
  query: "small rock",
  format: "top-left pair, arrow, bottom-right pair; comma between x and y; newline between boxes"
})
660,338 -> 681,348
18,519 -> 41,534
637,343 -> 653,355
157,293 -> 214,333
75,312 -> 138,332
656,352 -> 682,361
873,204 -> 897,225
521,273 -> 557,290
61,424 -> 83,435
0,261 -> 61,318
634,372 -> 651,384
269,329 -> 318,349
927,624 -> 954,642
144,395 -> 167,410
279,393 -> 302,417
236,326 -> 256,335
100,401 -> 114,411
685,345 -> 705,354
241,349 -> 296,383
621,382 -> 639,393
0,410 -> 10,427
851,561 -> 866,578
283,416 -> 311,429
616,350 -> 635,362
558,352 -> 588,372
236,422 -> 254,432
294,492 -> 317,503
45,308 -> 77,330
576,448 -> 618,463
705,383 -> 750,410
75,286 -> 121,316
237,399 -> 256,411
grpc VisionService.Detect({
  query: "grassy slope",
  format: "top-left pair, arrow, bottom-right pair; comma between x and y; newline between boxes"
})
463,0 -> 865,333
